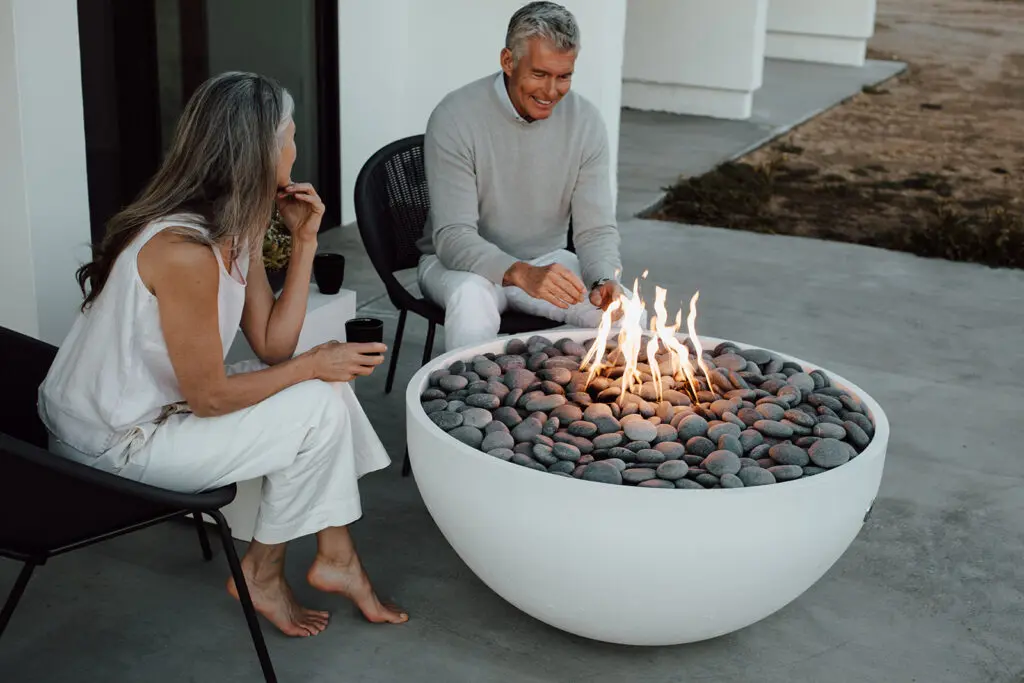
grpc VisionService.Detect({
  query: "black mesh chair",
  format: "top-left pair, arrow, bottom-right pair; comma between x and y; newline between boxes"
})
0,326 -> 277,682
353,134 -> 575,396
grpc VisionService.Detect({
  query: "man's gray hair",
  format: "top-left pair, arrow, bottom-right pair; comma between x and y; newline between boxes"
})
506,2 -> 581,64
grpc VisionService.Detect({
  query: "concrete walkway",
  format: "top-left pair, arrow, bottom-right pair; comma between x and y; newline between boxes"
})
4,59 -> 1022,683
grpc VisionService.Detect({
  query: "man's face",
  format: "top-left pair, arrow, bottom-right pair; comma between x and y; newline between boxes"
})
501,38 -> 577,122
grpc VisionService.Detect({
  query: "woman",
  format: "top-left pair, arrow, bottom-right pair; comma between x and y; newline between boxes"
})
38,72 -> 407,636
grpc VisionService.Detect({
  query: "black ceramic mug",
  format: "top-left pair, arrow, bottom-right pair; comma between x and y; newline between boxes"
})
345,318 -> 384,357
313,253 -> 345,295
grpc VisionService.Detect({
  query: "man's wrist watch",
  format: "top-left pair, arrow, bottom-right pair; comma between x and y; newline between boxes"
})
591,277 -> 613,290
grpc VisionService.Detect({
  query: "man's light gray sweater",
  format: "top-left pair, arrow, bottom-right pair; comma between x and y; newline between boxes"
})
417,73 -> 621,287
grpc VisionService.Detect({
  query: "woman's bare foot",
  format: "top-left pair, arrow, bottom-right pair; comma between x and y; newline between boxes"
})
307,554 -> 408,624
227,560 -> 330,637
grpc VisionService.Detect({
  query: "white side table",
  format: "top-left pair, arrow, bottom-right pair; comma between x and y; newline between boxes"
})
217,286 -> 358,541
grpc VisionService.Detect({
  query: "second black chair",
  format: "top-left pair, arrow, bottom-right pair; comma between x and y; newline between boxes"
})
353,134 -> 574,397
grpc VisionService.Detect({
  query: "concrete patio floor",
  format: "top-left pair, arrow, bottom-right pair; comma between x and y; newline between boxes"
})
3,59 -> 1022,682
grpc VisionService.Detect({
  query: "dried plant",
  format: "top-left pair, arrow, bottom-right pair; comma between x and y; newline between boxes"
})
263,209 -> 291,272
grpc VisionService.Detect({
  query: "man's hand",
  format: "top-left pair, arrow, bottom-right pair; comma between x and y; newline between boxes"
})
504,262 -> 586,309
590,280 -> 624,321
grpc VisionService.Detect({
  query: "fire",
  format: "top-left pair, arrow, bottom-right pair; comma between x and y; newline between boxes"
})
580,275 -> 715,405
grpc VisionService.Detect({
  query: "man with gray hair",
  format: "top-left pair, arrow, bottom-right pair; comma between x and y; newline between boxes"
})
416,1 -> 624,352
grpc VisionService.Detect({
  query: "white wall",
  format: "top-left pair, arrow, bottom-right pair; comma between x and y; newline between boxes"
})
0,0 -> 91,344
623,0 -> 768,120
338,0 -> 627,225
766,0 -> 877,67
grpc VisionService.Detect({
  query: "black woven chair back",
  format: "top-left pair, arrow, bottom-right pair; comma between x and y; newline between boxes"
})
354,135 -> 429,284
0,326 -> 57,448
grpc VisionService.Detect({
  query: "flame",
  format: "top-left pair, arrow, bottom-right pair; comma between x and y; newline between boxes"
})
580,273 -> 714,405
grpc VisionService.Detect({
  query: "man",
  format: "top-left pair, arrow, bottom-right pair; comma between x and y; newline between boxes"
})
416,1 -> 625,352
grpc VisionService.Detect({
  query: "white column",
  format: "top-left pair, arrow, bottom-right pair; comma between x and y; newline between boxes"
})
338,0 -> 627,225
622,0 -> 769,121
765,0 -> 877,67
0,0 -> 92,344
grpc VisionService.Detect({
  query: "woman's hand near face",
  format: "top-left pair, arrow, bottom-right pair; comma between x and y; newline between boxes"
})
276,182 -> 324,243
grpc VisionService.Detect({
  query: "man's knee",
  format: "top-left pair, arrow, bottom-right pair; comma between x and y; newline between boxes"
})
446,273 -> 500,311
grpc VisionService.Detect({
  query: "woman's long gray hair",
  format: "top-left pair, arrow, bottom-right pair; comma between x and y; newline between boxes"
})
76,71 -> 294,309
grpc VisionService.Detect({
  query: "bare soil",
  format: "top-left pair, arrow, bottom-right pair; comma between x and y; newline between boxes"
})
654,0 -> 1024,269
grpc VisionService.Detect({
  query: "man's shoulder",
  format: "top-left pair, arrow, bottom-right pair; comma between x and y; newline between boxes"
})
431,74 -> 496,123
560,89 -> 603,127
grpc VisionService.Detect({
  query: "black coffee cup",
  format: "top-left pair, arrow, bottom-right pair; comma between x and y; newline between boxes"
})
345,318 -> 384,356
313,253 -> 345,295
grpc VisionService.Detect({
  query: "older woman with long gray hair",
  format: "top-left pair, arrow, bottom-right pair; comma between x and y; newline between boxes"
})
38,72 -> 408,636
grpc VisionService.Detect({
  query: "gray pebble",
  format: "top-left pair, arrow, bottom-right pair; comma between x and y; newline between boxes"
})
656,460 -> 689,480
739,429 -> 764,453
422,398 -> 448,414
485,380 -> 510,399
581,463 -> 623,485
737,408 -> 762,427
473,359 -> 503,379
602,458 -> 628,472
568,421 -> 598,437
738,467 -> 777,486
625,440 -> 651,453
654,441 -> 686,459
465,393 -> 500,410
421,388 -> 446,401
531,444 -> 558,466
594,416 -> 622,435
492,406 -> 523,428
707,422 -> 742,441
783,409 -> 816,428
449,425 -> 484,448
548,460 -> 576,474
577,454 -> 595,466
525,394 -> 567,413
802,466 -> 827,477
550,404 -> 584,424
607,447 -> 636,463
511,453 -> 546,471
583,403 -> 614,421
542,417 -> 560,437
814,423 -> 848,440
511,418 -> 543,443
539,367 -> 572,385
674,478 -> 704,489
704,450 -> 742,476
429,411 -> 464,431
439,375 -> 469,392
844,421 -> 871,450
622,468 -> 657,484
780,419 -> 812,437
768,465 -> 804,482
755,403 -> 786,421
624,420 -> 658,443
487,448 -> 514,461
553,442 -> 582,462
637,449 -> 666,464
695,473 -> 720,488
460,407 -> 493,429
593,432 -> 625,450
738,348 -> 771,365
718,434 -> 744,457
769,443 -> 810,466
504,369 -> 537,391
754,420 -> 795,439
794,436 -> 821,449
481,431 -> 515,452
526,353 -> 549,372
808,438 -> 851,468
842,410 -> 875,437
677,414 -> 710,441
638,479 -> 675,489
749,443 -> 771,460
787,372 -> 815,393
445,400 -> 467,413
808,393 -> 844,411
496,355 -> 526,372
686,436 -> 716,457
720,473 -> 745,489
653,423 -> 679,444
503,388 -> 523,408
532,434 -> 554,448
513,442 -> 533,456
682,454 -> 705,466
484,421 -> 509,434
540,381 -> 565,396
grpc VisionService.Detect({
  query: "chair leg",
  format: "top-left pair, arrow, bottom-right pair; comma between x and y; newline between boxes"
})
385,308 -> 408,394
401,447 -> 412,477
0,562 -> 37,640
193,513 -> 213,561
208,510 -> 277,683
422,321 -> 437,366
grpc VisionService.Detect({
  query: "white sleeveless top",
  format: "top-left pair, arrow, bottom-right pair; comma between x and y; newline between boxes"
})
39,215 -> 249,456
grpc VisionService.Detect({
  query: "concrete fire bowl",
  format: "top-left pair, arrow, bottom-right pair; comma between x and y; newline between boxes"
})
405,330 -> 889,646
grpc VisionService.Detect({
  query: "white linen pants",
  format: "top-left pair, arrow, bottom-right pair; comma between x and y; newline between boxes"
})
418,249 -> 608,352
49,361 -> 391,545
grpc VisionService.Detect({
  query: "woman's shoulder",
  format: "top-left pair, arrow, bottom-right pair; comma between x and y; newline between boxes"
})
137,229 -> 220,295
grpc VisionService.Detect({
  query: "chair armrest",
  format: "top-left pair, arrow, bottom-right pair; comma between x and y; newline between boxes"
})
0,433 -> 236,512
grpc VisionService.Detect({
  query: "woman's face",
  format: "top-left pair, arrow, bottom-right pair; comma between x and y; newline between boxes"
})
276,119 -> 297,188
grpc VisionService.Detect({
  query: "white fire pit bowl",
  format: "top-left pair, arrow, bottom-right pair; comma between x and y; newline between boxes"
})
405,330 -> 889,646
